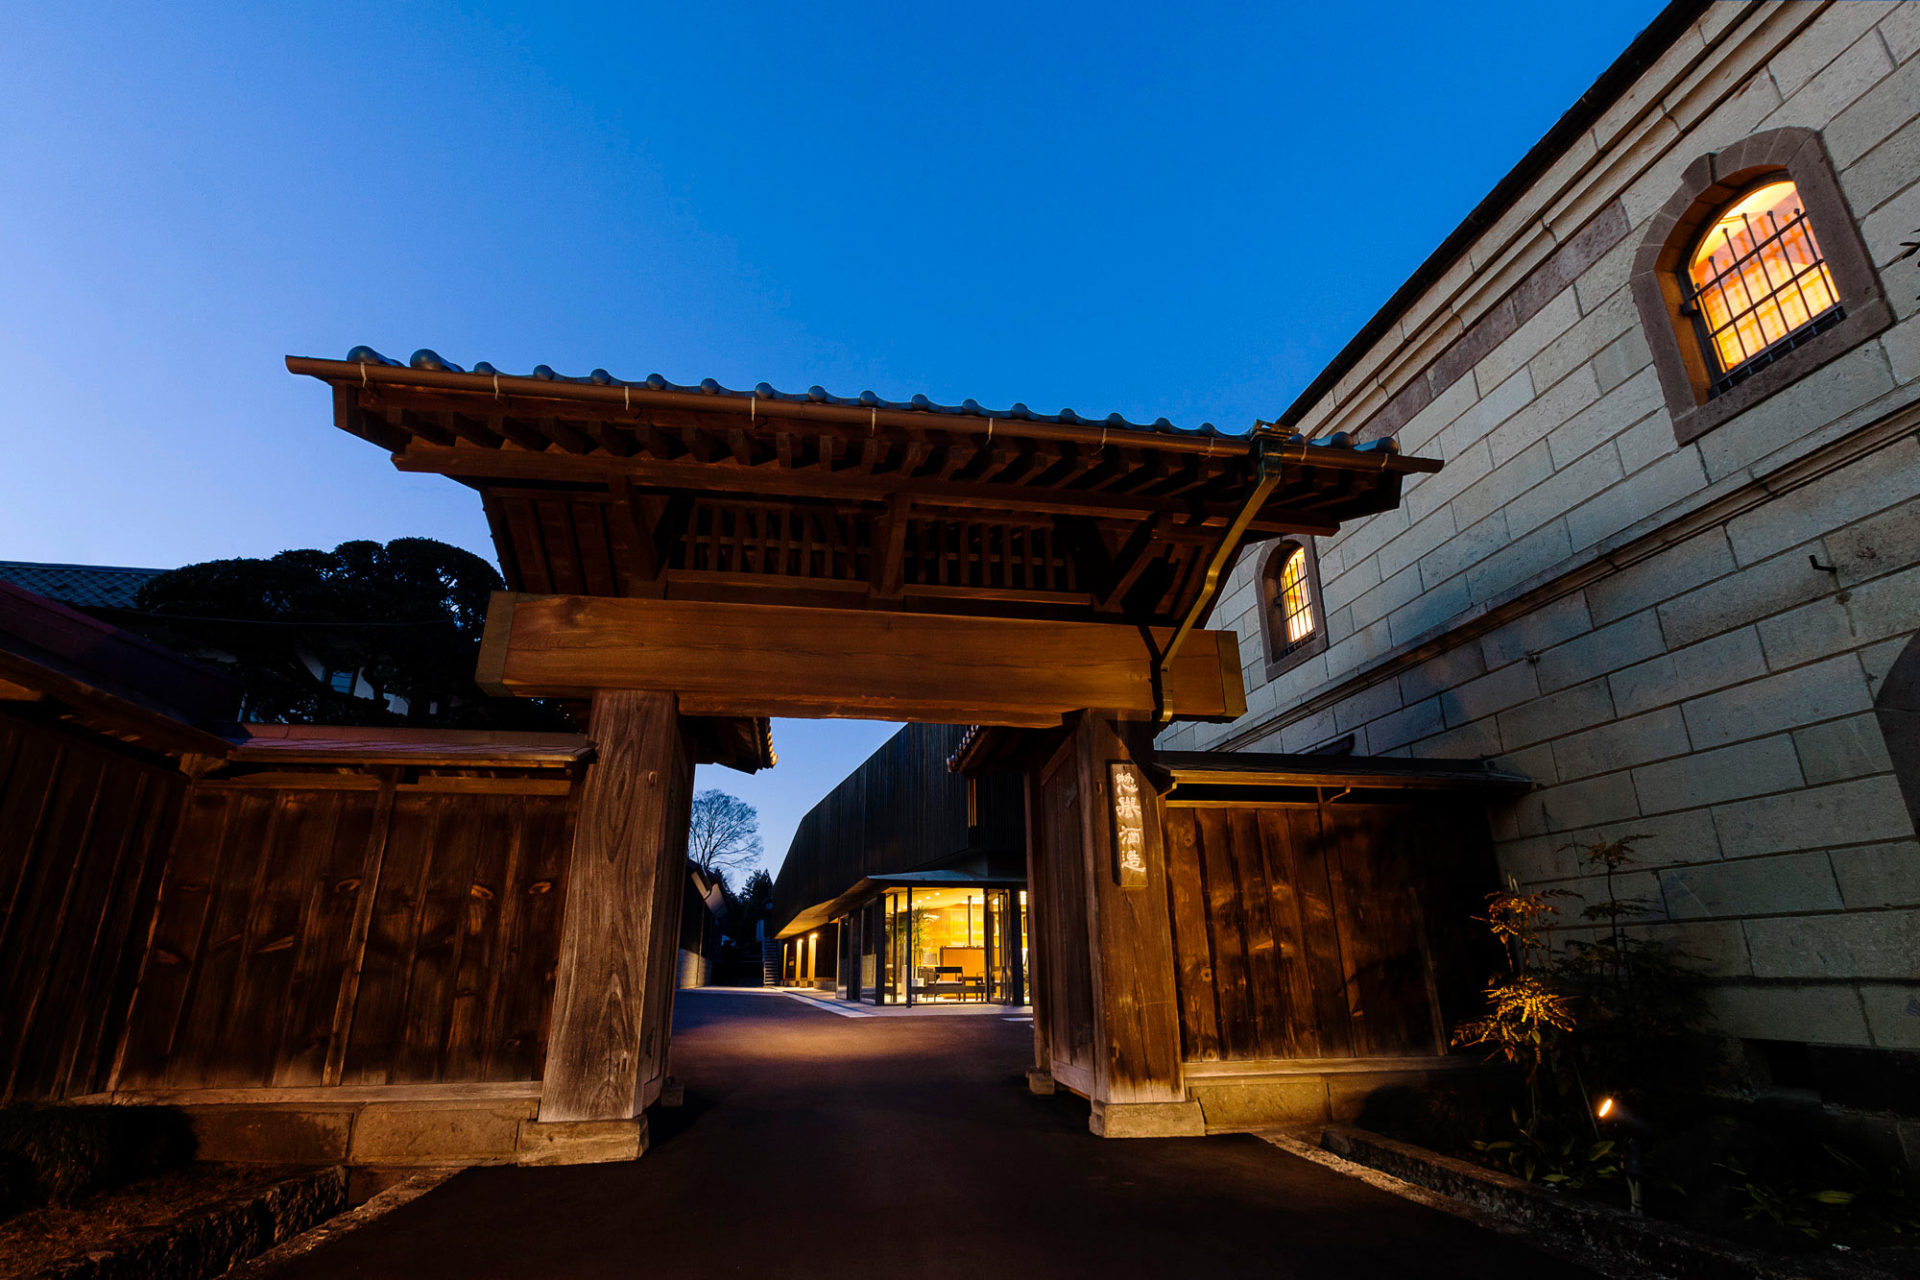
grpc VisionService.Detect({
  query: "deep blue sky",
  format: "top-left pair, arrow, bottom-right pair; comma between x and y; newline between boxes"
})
0,0 -> 1663,876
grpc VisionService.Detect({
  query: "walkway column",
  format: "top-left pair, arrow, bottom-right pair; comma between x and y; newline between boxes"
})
526,690 -> 693,1162
1074,714 -> 1201,1137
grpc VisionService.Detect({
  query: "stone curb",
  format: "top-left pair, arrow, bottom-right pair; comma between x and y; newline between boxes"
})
27,1166 -> 348,1280
222,1168 -> 461,1278
1316,1125 -> 1893,1280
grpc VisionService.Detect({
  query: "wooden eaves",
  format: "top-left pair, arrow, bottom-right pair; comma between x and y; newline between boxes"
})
287,350 -> 1441,634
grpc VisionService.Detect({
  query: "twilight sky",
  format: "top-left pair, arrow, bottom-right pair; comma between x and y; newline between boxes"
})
0,0 -> 1663,877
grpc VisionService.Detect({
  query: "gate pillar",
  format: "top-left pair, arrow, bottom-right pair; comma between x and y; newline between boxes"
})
524,690 -> 693,1162
1028,713 -> 1203,1138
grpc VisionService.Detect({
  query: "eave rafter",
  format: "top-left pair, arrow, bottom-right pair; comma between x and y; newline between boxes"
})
298,353 -> 1439,630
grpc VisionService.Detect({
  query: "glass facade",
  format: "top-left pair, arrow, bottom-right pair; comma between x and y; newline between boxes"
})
863,885 -> 1026,1005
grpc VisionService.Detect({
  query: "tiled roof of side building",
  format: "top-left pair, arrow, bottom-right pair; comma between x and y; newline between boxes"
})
0,562 -> 168,611
337,345 -> 1401,455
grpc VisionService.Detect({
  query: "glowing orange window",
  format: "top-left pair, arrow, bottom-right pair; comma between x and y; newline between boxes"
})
1277,546 -> 1315,650
1685,179 -> 1841,388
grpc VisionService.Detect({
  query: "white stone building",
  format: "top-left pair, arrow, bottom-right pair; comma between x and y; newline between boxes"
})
1163,0 -> 1920,1084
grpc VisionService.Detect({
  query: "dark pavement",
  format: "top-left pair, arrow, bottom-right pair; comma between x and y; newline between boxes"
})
268,990 -> 1599,1278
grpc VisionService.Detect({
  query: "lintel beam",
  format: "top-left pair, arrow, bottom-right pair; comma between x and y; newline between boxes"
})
476,593 -> 1248,727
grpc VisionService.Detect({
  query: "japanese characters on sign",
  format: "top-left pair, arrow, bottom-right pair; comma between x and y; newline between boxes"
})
1110,762 -> 1148,888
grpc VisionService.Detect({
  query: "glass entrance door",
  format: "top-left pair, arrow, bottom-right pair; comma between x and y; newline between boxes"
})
986,889 -> 1027,1005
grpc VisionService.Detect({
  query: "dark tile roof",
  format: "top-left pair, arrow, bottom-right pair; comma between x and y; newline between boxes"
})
0,561 -> 167,611
338,346 -> 1397,455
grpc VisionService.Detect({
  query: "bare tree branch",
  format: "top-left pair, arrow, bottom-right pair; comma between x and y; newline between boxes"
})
688,789 -> 764,883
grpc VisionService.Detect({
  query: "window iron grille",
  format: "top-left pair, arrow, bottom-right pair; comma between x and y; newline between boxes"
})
1276,547 -> 1315,654
1683,179 -> 1842,396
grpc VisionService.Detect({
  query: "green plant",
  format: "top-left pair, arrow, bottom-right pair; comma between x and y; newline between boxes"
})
1720,1145 -> 1920,1245
1452,880 -> 1576,1121
1554,836 -> 1709,1100
1472,1107 -> 1622,1191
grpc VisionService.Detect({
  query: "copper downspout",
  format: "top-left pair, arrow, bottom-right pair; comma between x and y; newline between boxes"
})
1154,431 -> 1287,721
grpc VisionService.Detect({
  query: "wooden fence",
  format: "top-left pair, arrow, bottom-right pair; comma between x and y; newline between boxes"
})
113,778 -> 577,1093
0,713 -> 186,1101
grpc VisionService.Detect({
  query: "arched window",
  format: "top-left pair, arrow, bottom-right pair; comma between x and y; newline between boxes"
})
1258,539 -> 1327,677
1682,179 -> 1842,392
1631,128 -> 1891,446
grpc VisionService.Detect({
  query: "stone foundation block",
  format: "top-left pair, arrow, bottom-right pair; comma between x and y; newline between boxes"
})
515,1118 -> 647,1165
188,1105 -> 355,1164
350,1101 -> 532,1164
1088,1099 -> 1206,1138
1189,1079 -> 1329,1130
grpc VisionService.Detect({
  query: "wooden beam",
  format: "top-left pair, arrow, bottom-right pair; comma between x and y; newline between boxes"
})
391,445 -> 1341,536
538,690 -> 692,1124
0,676 -> 42,701
603,476 -> 663,598
478,593 -> 1247,725
871,494 -> 911,600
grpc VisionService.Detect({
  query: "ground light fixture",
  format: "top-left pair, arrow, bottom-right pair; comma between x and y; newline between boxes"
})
1594,1096 -> 1650,1216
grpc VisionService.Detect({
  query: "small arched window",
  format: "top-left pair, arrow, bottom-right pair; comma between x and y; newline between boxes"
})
1682,179 -> 1842,393
1631,128 -> 1891,446
1258,539 -> 1327,677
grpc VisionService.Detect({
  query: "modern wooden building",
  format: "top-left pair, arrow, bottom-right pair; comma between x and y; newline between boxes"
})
771,723 -> 1028,1005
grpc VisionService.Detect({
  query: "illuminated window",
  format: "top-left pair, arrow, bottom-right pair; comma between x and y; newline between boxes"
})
1683,179 -> 1842,392
1277,548 -> 1315,648
1259,539 -> 1326,676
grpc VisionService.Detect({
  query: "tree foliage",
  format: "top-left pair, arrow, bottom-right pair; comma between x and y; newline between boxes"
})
687,790 -> 763,882
130,538 -> 569,729
729,869 -> 774,934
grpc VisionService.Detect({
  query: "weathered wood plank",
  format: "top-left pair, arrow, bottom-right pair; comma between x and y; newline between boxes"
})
222,791 -> 343,1086
1280,803 -> 1356,1059
490,796 -> 573,1081
339,792 -> 446,1084
538,690 -> 692,1123
1160,809 -> 1221,1062
321,776 -> 397,1086
1073,716 -> 1184,1107
166,791 -> 279,1087
272,789 -> 380,1087
483,594 -> 1244,725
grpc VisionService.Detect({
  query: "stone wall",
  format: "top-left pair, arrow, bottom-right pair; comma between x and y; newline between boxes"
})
1163,0 -> 1920,1052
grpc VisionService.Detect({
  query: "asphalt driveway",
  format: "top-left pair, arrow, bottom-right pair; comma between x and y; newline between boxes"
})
263,988 -> 1597,1278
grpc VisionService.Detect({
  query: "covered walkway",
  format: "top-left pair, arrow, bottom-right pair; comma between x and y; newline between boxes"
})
262,989 -> 1597,1279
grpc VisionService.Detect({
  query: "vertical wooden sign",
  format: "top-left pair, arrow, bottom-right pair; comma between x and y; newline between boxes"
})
1109,762 -> 1148,889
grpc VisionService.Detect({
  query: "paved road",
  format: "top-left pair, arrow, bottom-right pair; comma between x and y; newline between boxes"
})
268,990 -> 1598,1279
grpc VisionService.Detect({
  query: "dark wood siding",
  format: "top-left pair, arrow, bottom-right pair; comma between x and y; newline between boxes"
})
1163,799 -> 1494,1063
0,710 -> 185,1101
771,723 -> 1024,931
117,781 -> 576,1090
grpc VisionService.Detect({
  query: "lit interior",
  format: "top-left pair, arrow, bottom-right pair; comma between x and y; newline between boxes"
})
1280,547 -> 1315,645
882,886 -> 1027,1003
1686,179 -> 1839,376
